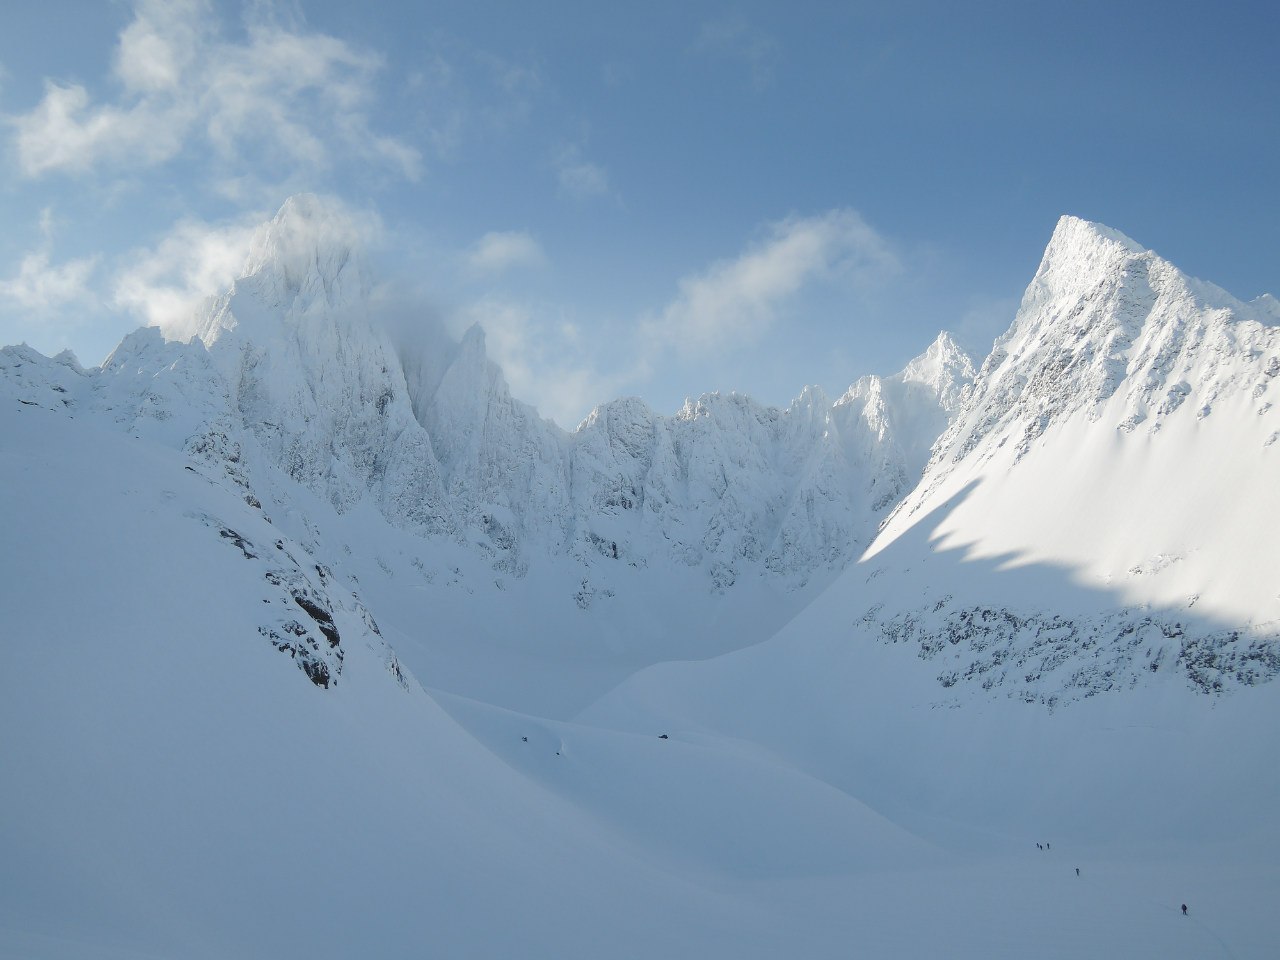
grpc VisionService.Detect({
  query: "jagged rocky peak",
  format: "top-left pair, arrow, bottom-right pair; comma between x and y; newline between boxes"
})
828,331 -> 975,484
241,193 -> 371,306
51,348 -> 85,374
896,331 -> 975,411
189,195 -> 374,350
576,396 -> 659,461
927,215 -> 1280,475
1000,214 -> 1262,359
862,217 -> 1280,703
837,331 -> 974,411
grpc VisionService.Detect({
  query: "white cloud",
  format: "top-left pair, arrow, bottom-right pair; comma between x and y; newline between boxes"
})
9,0 -> 421,182
0,207 -> 100,315
111,215 -> 262,334
555,145 -> 611,201
112,194 -> 381,338
0,250 -> 98,313
466,231 -> 546,277
115,0 -> 207,95
12,81 -> 184,176
643,209 -> 900,355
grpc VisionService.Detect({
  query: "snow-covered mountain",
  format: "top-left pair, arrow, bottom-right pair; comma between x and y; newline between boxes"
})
3,205 -> 1278,959
858,215 -> 1280,705
3,196 -> 974,599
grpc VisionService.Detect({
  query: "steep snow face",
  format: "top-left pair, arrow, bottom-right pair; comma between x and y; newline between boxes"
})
832,330 -> 976,509
408,322 -> 570,568
567,389 -> 860,588
856,216 -> 1280,705
560,358 -> 974,591
926,215 -> 1279,475
188,197 -> 456,534
386,287 -> 973,591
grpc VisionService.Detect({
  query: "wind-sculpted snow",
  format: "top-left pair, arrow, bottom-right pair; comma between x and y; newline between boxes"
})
833,331 -> 975,509
188,203 -> 456,534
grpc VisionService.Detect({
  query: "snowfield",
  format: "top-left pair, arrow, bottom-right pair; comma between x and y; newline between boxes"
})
2,204 -> 1277,958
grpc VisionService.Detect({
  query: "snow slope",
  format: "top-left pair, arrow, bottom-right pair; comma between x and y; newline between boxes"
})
0,399 -> 940,960
5,396 -> 1275,959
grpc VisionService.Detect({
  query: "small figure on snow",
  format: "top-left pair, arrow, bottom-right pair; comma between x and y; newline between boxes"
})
1181,904 -> 1188,916
1037,843 -> 1042,850
1076,867 -> 1080,877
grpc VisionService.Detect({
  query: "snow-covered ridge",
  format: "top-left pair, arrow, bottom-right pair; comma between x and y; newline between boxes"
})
926,215 -> 1280,477
2,195 -> 973,597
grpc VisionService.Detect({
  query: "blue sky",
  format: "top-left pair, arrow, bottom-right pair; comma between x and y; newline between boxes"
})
1,0 -> 1276,426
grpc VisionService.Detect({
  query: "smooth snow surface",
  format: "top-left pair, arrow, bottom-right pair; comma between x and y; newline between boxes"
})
2,208 -> 1277,958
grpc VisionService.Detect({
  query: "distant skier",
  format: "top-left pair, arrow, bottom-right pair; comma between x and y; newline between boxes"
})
1037,843 -> 1042,850
1075,867 -> 1080,877
1181,904 -> 1188,916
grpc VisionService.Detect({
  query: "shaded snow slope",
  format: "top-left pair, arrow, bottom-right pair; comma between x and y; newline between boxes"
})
0,399 -> 940,960
6,377 -> 1276,960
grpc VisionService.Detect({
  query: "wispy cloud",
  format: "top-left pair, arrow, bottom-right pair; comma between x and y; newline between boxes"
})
643,209 -> 900,356
453,209 -> 901,426
0,209 -> 99,315
465,230 -> 546,278
0,250 -> 98,314
695,17 -> 780,90
8,0 -> 420,183
458,295 -> 623,428
111,214 -> 262,334
554,144 -> 611,201
112,193 -> 380,338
